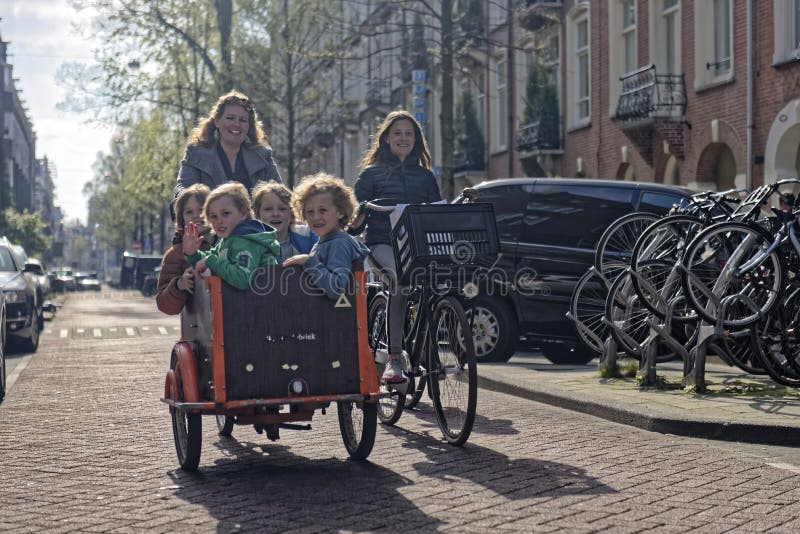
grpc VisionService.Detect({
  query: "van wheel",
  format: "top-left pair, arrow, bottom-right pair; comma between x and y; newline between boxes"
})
464,296 -> 517,363
540,342 -> 596,365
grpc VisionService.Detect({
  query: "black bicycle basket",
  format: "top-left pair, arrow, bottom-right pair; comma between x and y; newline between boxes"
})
390,203 -> 500,285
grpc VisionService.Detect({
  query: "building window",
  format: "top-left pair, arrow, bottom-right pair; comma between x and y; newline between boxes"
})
609,0 -> 637,116
773,0 -> 800,64
567,4 -> 591,129
495,58 -> 507,150
713,0 -> 731,74
648,0 -> 681,77
621,0 -> 637,74
694,0 -> 733,89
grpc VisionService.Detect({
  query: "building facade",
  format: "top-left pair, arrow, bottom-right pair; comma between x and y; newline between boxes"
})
0,35 -> 37,212
319,1 -> 800,196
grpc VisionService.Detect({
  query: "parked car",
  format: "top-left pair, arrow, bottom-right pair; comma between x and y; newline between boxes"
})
456,178 -> 693,365
51,269 -> 77,292
77,272 -> 102,292
0,290 -> 6,402
0,237 -> 41,352
25,258 -> 50,304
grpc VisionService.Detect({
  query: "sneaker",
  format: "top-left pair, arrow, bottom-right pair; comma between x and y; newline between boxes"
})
381,358 -> 406,384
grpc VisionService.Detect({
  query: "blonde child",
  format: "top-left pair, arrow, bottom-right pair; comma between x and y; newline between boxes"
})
282,173 -> 368,300
251,181 -> 318,261
183,182 -> 280,290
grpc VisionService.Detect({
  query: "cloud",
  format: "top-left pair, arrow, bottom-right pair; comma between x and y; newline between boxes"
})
1,0 -> 108,223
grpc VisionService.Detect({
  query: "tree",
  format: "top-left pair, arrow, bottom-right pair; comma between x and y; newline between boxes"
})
0,209 -> 52,257
456,89 -> 485,171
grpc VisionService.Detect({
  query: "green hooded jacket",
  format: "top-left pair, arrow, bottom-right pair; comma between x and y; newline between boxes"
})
185,219 -> 280,290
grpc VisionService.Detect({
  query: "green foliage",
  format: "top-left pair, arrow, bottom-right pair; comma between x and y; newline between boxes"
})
85,111 -> 182,252
522,62 -> 559,125
0,209 -> 52,257
455,89 -> 485,171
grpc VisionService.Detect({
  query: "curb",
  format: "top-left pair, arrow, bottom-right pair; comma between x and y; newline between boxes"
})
478,375 -> 800,447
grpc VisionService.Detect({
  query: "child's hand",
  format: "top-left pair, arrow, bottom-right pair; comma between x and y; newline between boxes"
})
282,254 -> 310,267
176,267 -> 194,294
183,222 -> 201,255
195,257 -> 210,277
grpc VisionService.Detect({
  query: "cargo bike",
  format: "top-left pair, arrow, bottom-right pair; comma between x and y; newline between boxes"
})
162,263 -> 380,471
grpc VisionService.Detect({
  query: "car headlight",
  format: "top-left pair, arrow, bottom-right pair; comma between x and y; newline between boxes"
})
3,290 -> 26,303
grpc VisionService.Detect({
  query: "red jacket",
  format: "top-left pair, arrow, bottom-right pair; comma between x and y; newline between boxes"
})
156,230 -> 211,315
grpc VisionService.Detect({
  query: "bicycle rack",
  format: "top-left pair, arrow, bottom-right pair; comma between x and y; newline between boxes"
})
678,263 -> 762,389
618,267 -> 675,385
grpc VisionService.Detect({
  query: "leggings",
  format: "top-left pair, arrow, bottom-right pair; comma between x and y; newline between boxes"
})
368,244 -> 407,355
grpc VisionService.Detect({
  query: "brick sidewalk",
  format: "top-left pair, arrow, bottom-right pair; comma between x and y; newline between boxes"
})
479,354 -> 800,446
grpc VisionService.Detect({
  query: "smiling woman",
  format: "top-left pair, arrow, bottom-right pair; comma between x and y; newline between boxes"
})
174,91 -> 283,198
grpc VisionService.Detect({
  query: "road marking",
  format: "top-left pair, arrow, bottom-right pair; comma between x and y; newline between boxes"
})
5,353 -> 35,393
93,328 -> 102,338
767,462 -> 800,475
172,326 -> 180,331
158,327 -> 168,335
141,326 -> 150,331
59,329 -> 68,339
109,327 -> 117,332
76,328 -> 84,334
125,327 -> 135,336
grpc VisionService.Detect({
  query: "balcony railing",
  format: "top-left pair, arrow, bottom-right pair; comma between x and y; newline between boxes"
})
365,79 -> 391,106
515,112 -> 562,152
614,64 -> 686,122
517,1 -> 563,32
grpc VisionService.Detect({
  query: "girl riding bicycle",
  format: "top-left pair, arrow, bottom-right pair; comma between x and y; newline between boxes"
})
350,110 -> 441,384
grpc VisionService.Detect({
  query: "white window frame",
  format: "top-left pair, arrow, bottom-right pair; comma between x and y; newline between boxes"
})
609,0 -> 638,117
773,0 -> 800,65
495,57 -> 507,151
567,3 -> 591,131
476,71 -> 486,134
648,0 -> 681,76
694,0 -> 734,90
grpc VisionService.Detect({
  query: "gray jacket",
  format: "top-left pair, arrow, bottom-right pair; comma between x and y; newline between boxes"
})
174,143 -> 282,197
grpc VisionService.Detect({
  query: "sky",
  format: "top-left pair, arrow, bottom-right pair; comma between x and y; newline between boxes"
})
2,0 -> 113,224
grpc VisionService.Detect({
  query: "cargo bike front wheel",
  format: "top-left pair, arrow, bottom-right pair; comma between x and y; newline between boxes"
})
337,399 -> 378,460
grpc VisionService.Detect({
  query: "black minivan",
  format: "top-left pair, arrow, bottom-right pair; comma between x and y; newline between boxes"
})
458,178 -> 693,364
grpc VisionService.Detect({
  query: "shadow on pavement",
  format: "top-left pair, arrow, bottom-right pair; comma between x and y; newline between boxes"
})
166,436 -> 442,532
384,405 -> 613,501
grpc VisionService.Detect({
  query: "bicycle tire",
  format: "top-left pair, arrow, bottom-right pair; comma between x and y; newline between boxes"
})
404,374 -> 426,409
682,222 -> 785,328
368,293 -> 406,425
569,269 -> 611,354
630,214 -> 706,320
594,212 -> 660,282
752,289 -> 800,386
427,296 -> 477,446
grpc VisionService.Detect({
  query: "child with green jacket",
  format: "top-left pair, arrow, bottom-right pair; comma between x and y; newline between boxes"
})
183,182 -> 280,290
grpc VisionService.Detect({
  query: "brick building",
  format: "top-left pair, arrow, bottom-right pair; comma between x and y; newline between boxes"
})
551,0 -> 800,190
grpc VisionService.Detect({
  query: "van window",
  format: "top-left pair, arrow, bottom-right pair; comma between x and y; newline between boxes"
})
639,192 -> 684,213
525,185 -> 634,248
477,184 -> 531,241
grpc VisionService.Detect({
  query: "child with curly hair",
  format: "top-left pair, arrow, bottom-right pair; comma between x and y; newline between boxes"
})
282,173 -> 368,300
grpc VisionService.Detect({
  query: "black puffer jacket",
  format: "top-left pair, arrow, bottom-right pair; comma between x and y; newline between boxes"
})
353,156 -> 441,246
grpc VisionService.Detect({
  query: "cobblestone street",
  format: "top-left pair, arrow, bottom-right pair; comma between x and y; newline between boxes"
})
1,290 -> 800,533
